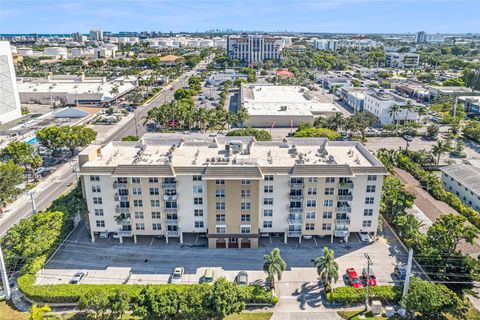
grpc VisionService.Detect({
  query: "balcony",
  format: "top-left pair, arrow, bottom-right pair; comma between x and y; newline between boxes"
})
113,182 -> 128,189
162,182 -> 177,189
167,230 -> 179,237
165,219 -> 178,225
163,194 -> 177,201
164,207 -> 178,214
114,195 -> 129,202
115,206 -> 130,214
289,182 -> 304,188
289,194 -> 303,201
287,214 -> 302,224
118,231 -> 132,237
339,182 -> 354,189
288,206 -> 303,213
335,218 -> 350,225
336,206 -> 352,214
338,194 -> 353,201
288,230 -> 302,237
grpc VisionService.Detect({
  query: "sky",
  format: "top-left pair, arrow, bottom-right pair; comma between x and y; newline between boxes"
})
1,0 -> 479,34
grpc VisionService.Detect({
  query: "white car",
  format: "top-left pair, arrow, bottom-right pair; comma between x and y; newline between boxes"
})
359,232 -> 373,243
171,266 -> 184,284
70,270 -> 87,284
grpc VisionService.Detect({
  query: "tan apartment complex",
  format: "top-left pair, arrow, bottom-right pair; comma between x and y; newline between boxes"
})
79,134 -> 387,249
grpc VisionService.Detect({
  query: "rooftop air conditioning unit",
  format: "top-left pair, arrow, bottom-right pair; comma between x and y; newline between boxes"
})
280,106 -> 287,111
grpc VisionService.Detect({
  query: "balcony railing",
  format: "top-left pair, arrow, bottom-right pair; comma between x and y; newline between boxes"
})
289,182 -> 304,188
338,194 -> 353,201
167,230 -> 179,237
339,182 -> 354,189
335,218 -> 350,225
162,182 -> 177,189
114,195 -> 129,202
113,182 -> 128,189
287,214 -> 302,224
164,207 -> 178,214
287,230 -> 302,237
165,219 -> 178,225
163,195 -> 177,201
289,206 -> 303,213
289,195 -> 304,201
335,229 -> 350,237
336,206 -> 352,214
115,207 -> 130,214
118,231 -> 132,237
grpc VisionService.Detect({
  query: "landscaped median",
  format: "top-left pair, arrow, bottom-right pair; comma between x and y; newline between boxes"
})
327,285 -> 402,305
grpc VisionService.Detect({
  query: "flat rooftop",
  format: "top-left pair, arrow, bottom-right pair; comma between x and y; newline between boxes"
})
441,164 -> 480,196
367,91 -> 406,103
241,85 -> 341,116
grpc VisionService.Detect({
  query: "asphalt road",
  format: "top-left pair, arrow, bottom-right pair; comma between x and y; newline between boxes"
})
0,57 -> 212,236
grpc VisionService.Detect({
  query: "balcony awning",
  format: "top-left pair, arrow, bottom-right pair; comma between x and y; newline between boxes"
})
291,164 -> 353,177
112,164 -> 175,177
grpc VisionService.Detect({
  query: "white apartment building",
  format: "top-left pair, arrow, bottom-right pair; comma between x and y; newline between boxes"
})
385,52 -> 419,68
312,38 -> 381,51
90,29 -> 104,41
227,34 -> 285,64
79,134 -> 387,249
440,164 -> 480,212
364,91 -> 420,125
0,41 -> 22,124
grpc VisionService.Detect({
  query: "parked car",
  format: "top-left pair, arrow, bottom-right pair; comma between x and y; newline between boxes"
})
235,271 -> 248,286
346,268 -> 362,288
359,232 -> 373,243
394,264 -> 407,281
171,266 -> 184,284
69,270 -> 87,284
402,135 -> 413,141
98,232 -> 109,239
362,267 -> 377,286
203,268 -> 214,283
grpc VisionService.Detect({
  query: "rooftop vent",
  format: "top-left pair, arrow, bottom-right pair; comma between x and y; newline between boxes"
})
279,106 -> 287,111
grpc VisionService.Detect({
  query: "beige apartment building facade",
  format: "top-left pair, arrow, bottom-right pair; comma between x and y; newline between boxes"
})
79,134 -> 387,249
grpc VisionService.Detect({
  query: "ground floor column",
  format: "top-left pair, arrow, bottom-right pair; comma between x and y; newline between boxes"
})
179,232 -> 183,244
90,229 -> 95,243
330,234 -> 334,243
133,234 -> 137,244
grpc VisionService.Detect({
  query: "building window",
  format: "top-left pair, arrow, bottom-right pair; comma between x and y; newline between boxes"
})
133,199 -> 143,207
364,209 -> 373,216
323,199 -> 333,207
241,202 -> 251,210
136,223 -> 145,230
150,200 -> 160,207
131,177 -> 141,184
367,175 -> 377,181
308,177 -> 317,183
263,221 -> 272,228
193,185 -> 203,194
148,177 -> 158,183
216,214 -> 225,222
132,187 -> 142,195
324,187 -> 334,195
323,211 -> 333,219
366,185 -> 376,193
307,200 -> 317,208
240,179 -> 251,185
365,197 -> 374,204
264,175 -> 274,181
93,197 -> 102,205
306,212 -> 316,219
263,209 -> 273,217
305,223 -> 315,231
241,214 -> 251,222
90,175 -> 100,182
241,189 -> 251,198
96,220 -> 105,228
193,175 -> 202,181
195,221 -> 204,228
135,211 -> 144,219
151,212 -> 161,219
216,202 -> 226,210
194,209 -> 204,217
194,197 -> 203,205
362,220 -> 372,228
94,208 -> 104,216
216,225 -> 226,234
216,189 -> 225,198
152,223 -> 161,230
149,187 -> 160,195
240,226 -> 251,234
325,177 -> 335,183
322,223 -> 332,231
215,179 -> 225,185
308,187 -> 317,195
264,185 -> 273,193
92,185 -> 101,193
263,198 -> 273,205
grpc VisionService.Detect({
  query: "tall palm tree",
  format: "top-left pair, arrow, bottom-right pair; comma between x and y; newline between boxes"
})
388,104 -> 401,132
235,108 -> 249,128
313,247 -> 339,293
327,112 -> 345,131
415,104 -> 428,124
402,101 -> 415,124
431,140 -> 451,166
263,248 -> 286,289
109,85 -> 120,107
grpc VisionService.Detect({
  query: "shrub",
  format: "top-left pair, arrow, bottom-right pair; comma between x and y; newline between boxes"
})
227,128 -> 272,141
327,285 -> 401,305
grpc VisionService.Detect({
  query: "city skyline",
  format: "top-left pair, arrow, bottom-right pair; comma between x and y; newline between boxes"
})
1,0 -> 479,34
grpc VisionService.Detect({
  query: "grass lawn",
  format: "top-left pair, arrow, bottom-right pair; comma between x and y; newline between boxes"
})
225,312 -> 273,320
0,301 -> 28,320
338,310 -> 388,320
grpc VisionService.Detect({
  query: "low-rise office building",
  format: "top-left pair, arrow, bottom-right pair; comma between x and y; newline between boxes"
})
364,91 -> 420,125
385,52 -> 419,68
340,87 -> 368,113
79,134 -> 387,248
440,163 -> 480,212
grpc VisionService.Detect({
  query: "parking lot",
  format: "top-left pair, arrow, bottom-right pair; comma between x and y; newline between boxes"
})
38,221 -> 409,300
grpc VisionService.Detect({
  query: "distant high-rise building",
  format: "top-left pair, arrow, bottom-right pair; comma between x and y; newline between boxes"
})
0,41 -> 22,124
72,32 -> 85,43
227,33 -> 285,64
415,31 -> 427,44
89,29 -> 103,41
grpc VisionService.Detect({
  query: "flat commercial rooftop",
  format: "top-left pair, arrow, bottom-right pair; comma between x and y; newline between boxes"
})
241,85 -> 341,116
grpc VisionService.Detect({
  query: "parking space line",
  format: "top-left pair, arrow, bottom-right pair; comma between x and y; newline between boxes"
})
149,236 -> 154,247
313,236 -> 318,247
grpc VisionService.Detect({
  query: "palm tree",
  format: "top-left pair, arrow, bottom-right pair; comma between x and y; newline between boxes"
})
235,108 -> 249,128
327,112 -> 345,131
415,104 -> 428,124
402,101 -> 415,124
431,140 -> 451,166
109,84 -> 120,107
388,104 -> 401,132
263,248 -> 286,289
313,247 -> 339,293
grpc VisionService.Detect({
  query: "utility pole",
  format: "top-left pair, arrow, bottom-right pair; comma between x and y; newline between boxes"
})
29,191 -> 37,214
364,253 -> 373,310
134,109 -> 139,137
0,244 -> 11,300
402,248 -> 414,298
453,96 -> 458,118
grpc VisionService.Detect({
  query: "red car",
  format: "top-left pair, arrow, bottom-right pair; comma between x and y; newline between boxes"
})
346,268 -> 362,288
362,267 -> 377,286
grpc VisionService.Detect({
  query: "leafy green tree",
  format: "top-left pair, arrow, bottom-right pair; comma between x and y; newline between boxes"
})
393,214 -> 425,249
380,176 -> 415,218
427,214 -> 478,255
36,126 -> 67,155
314,247 -> 339,293
233,78 -> 248,87
108,288 -> 131,320
174,88 -> 194,100
345,112 -> 378,140
227,128 -> 272,141
78,289 -> 109,320
426,124 -> 439,140
442,77 -> 464,86
180,286 -> 207,320
0,160 -> 24,206
63,126 -> 97,156
431,139 -> 451,166
293,126 -> 341,140
121,135 -> 140,141
263,248 -> 286,288
29,304 -> 55,320
134,286 -> 180,320
203,278 -> 246,319
1,141 -> 39,183
351,79 -> 361,87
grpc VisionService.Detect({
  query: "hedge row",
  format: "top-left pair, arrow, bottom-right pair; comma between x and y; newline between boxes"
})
396,153 -> 480,229
18,273 -> 276,305
327,285 -> 402,305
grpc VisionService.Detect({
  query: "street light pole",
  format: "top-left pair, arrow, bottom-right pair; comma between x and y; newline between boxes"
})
0,244 -> 11,300
364,253 -> 372,310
